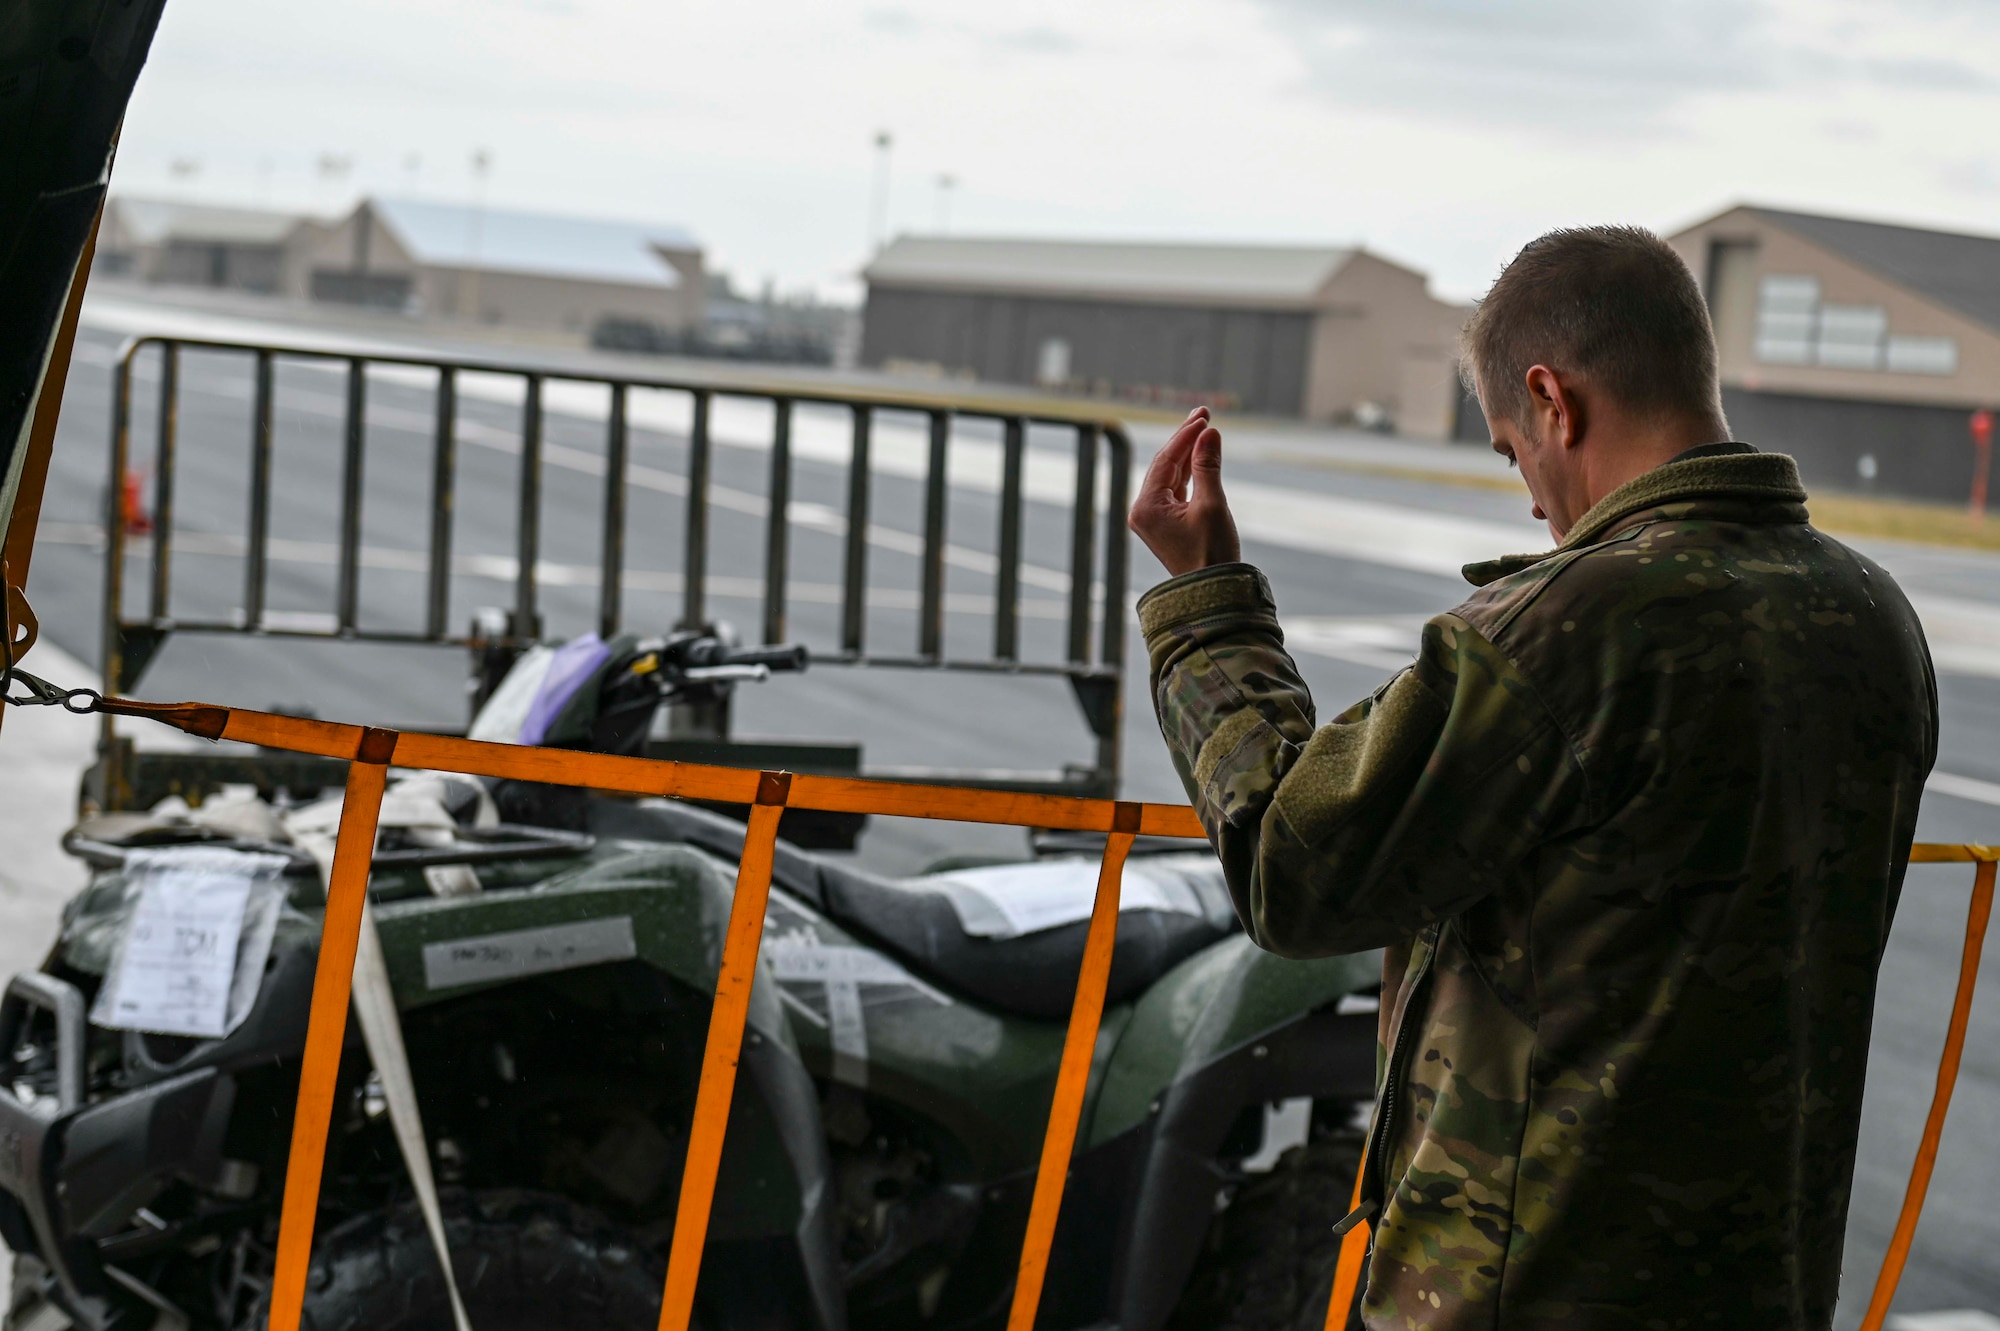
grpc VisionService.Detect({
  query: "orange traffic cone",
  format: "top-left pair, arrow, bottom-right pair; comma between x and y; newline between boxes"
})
122,470 -> 152,535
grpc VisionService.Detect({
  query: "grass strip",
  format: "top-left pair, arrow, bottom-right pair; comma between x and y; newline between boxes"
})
1805,494 -> 2000,553
1267,450 -> 2000,553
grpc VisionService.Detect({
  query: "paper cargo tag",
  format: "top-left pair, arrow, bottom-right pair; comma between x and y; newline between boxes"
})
96,848 -> 290,1039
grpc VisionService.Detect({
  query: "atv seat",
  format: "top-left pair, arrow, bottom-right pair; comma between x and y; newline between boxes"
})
591,799 -> 1239,1021
815,860 -> 1237,1019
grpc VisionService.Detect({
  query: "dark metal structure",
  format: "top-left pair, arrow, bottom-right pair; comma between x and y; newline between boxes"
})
93,335 -> 1136,810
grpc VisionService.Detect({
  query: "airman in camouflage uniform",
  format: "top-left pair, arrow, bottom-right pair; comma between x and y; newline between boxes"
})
1130,227 -> 1938,1328
1141,449 -> 1935,1327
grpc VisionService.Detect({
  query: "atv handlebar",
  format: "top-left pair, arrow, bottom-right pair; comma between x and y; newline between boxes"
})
485,632 -> 812,761
677,640 -> 810,673
682,664 -> 772,684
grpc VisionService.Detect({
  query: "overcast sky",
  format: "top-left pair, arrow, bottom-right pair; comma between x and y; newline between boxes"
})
114,0 -> 2000,303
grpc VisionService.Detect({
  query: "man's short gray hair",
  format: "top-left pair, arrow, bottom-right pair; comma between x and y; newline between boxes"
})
1462,225 -> 1727,435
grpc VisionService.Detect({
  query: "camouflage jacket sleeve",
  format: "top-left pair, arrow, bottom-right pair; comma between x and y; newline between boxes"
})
1139,562 -> 1587,956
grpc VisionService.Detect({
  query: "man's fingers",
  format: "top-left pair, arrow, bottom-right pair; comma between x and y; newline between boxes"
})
1140,410 -> 1207,501
1189,425 -> 1226,505
1164,408 -> 1212,496
1130,409 -> 1229,575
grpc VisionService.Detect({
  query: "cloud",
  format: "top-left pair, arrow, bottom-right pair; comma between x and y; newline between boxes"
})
862,8 -> 922,36
862,9 -> 1080,58
1252,0 -> 1776,134
993,26 -> 1078,55
1938,158 -> 2000,196
1860,56 -> 1999,92
1251,0 -> 2000,137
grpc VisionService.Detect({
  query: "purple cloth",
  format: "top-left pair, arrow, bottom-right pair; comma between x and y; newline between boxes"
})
518,633 -> 611,745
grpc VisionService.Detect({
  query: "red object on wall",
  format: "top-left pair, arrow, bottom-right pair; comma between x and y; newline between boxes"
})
1971,410 -> 1995,522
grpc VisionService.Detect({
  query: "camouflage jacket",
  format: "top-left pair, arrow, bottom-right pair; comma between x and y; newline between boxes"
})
1139,451 -> 1937,1329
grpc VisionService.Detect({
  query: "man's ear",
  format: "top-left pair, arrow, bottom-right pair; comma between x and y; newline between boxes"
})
1524,365 -> 1583,451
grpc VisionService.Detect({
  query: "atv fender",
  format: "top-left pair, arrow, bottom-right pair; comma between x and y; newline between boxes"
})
1087,935 -> 1382,1331
369,845 -> 845,1331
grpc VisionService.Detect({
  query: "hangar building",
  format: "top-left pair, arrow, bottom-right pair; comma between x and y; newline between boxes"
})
296,197 -> 704,336
96,197 -> 321,294
96,195 -> 706,341
859,236 -> 1467,437
1669,204 -> 2000,502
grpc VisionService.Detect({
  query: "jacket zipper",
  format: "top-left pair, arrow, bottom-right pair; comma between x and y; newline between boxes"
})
1360,920 -> 1443,1217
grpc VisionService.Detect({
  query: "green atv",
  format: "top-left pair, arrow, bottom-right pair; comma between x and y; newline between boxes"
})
0,628 -> 1381,1331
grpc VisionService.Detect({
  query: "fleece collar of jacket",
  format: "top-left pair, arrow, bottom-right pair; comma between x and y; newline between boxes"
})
1462,451 -> 1807,587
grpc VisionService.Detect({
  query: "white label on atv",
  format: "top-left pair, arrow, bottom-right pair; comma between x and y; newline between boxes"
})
423,916 -> 637,990
762,937 -> 947,1089
95,848 -> 291,1039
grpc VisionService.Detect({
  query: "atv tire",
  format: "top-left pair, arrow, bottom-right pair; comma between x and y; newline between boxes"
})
1169,1129 -> 1367,1331
249,1190 -> 669,1331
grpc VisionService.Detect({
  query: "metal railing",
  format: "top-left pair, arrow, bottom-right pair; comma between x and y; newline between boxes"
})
99,336 -> 1135,803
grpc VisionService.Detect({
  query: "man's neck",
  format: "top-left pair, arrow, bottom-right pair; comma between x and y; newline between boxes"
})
1577,416 -> 1727,515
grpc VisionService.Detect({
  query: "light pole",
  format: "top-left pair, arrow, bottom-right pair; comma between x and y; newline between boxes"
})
934,173 -> 956,234
463,148 -> 490,322
869,131 -> 893,253
314,152 -> 350,214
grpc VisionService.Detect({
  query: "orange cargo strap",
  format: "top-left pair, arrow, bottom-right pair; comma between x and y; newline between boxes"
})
265,727 -> 397,1331
1,207 -> 98,593
1005,802 -> 1140,1331
0,205 -> 99,739
1855,853 -> 1995,1331
655,771 -> 792,1331
8,693 -> 1987,1331
1323,1163 -> 1370,1329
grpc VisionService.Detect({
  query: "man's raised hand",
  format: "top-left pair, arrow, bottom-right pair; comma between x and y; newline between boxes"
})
1128,406 -> 1241,578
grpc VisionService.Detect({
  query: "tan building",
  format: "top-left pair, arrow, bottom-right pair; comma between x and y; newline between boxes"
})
95,197 -> 323,294
94,194 -> 706,344
860,236 -> 1467,436
294,197 -> 704,336
1669,204 -> 2000,500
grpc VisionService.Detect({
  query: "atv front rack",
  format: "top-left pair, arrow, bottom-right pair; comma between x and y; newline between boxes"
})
5,688 -> 1986,1331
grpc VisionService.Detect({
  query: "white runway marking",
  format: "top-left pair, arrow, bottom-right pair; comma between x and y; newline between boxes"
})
1923,771 -> 2000,809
